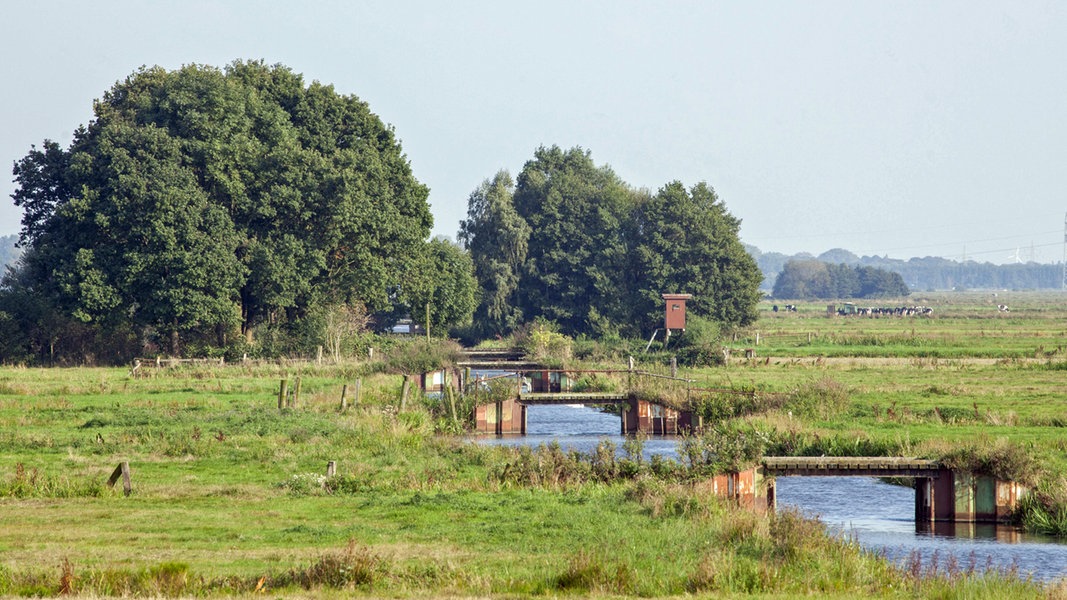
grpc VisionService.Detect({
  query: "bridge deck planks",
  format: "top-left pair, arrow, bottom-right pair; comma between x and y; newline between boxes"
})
518,392 -> 629,405
763,456 -> 942,477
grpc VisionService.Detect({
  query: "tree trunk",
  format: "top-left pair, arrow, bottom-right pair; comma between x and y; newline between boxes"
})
170,322 -> 180,356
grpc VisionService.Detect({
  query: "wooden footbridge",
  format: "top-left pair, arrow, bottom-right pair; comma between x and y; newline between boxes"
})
756,457 -> 1026,525
450,348 -> 699,436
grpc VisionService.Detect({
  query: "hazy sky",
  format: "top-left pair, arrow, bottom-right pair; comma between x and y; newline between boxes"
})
3,1 -> 1065,264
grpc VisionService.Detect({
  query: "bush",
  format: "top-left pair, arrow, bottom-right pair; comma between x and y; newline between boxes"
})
671,315 -> 724,367
515,319 -> 572,364
677,421 -> 769,474
386,339 -> 462,375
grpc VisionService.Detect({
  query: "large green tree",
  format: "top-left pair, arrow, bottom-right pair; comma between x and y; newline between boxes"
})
512,146 -> 634,336
399,237 -> 479,334
458,170 -> 529,337
10,61 -> 431,357
631,181 -> 762,329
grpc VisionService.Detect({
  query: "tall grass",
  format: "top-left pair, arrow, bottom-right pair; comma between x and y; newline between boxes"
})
0,463 -> 107,498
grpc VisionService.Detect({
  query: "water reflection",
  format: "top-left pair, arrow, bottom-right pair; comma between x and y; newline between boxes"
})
776,476 -> 1067,582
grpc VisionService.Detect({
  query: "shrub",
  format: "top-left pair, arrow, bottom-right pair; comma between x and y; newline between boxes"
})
677,421 -> 769,474
514,319 -> 572,364
671,315 -> 724,367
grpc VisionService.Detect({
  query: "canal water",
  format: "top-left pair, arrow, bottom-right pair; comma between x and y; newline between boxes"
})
475,404 -> 1067,582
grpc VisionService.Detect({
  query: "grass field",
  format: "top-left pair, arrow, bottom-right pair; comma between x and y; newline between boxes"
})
0,291 -> 1065,597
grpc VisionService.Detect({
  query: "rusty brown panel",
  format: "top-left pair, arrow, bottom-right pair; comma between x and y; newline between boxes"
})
932,469 -> 956,521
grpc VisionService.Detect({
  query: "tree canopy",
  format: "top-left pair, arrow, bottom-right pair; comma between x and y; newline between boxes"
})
5,61 -> 454,361
460,146 -> 761,340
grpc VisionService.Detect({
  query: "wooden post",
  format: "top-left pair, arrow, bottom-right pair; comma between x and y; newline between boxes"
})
755,331 -> 760,346
292,377 -> 302,408
670,357 -> 677,378
400,375 -> 410,411
627,355 -> 634,396
445,370 -> 458,425
279,379 -> 289,410
340,384 -> 349,410
326,461 -> 336,477
354,378 -> 363,407
107,462 -> 132,497
317,345 -> 323,365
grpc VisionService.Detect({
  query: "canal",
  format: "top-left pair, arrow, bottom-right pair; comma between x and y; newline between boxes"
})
475,404 -> 1067,582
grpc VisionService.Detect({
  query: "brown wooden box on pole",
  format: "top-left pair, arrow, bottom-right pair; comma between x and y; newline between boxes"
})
662,294 -> 693,331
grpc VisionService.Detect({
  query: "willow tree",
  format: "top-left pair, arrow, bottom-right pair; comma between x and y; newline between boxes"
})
458,170 -> 529,338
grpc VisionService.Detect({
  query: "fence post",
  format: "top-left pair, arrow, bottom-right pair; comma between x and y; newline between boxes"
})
340,384 -> 348,410
627,355 -> 634,395
107,461 -> 132,497
670,357 -> 677,378
292,377 -> 302,408
326,461 -> 336,477
355,378 -> 363,407
278,379 -> 289,410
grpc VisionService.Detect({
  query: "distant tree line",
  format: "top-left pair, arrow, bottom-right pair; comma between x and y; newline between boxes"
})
1,62 -> 475,364
749,246 -> 1064,292
459,146 -> 763,341
771,259 -> 909,300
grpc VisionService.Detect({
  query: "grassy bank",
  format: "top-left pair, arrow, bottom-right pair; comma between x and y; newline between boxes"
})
0,363 -> 1056,597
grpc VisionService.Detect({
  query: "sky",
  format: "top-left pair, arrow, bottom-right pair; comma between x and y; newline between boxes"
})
2,1 -> 1065,264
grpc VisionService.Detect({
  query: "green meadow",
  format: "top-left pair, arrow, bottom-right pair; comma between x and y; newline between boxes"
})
0,290 -> 1066,597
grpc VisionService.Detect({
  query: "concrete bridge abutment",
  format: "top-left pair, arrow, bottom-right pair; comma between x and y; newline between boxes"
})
621,396 -> 694,435
474,396 -> 527,434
